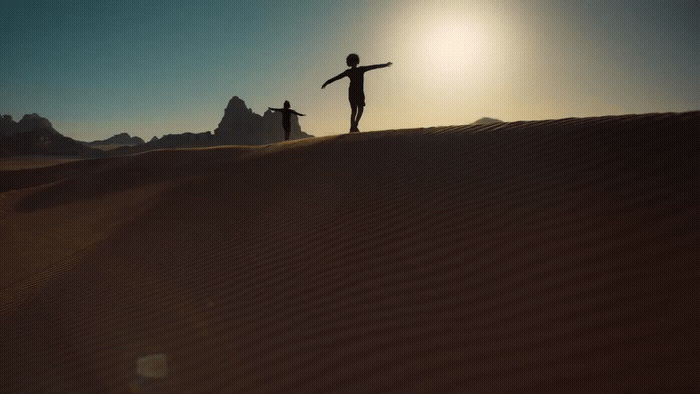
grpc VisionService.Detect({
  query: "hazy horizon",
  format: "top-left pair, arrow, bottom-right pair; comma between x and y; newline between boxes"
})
1,0 -> 698,141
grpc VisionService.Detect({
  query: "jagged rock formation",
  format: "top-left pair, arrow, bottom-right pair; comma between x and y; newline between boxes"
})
0,113 -> 104,157
214,96 -> 313,145
0,95 -> 314,157
108,131 -> 217,156
144,131 -> 216,149
0,128 -> 104,157
87,133 -> 145,147
0,113 -> 58,137
214,96 -> 260,145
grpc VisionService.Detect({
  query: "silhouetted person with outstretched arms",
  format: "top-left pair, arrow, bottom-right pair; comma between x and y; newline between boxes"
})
322,53 -> 392,132
268,100 -> 305,141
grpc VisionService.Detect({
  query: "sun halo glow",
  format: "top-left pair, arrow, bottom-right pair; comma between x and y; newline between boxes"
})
422,20 -> 488,76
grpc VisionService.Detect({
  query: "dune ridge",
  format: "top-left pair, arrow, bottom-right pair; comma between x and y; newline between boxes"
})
1,112 -> 698,392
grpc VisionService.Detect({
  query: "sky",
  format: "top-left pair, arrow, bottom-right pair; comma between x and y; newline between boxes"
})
1,0 -> 698,141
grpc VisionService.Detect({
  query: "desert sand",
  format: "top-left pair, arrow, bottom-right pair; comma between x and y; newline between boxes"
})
0,156 -> 82,171
1,112 -> 698,392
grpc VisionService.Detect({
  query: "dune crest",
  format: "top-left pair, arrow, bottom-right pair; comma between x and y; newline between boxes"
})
1,112 -> 698,391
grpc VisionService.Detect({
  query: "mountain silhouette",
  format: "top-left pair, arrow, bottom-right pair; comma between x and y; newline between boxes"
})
0,128 -> 104,157
0,113 -> 104,157
146,132 -> 216,149
1,96 -> 313,157
471,117 -> 503,125
114,96 -> 314,155
86,133 -> 145,147
1,113 -> 58,137
215,96 -> 313,145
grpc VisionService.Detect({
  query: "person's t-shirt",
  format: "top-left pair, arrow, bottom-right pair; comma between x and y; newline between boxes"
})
346,67 -> 367,96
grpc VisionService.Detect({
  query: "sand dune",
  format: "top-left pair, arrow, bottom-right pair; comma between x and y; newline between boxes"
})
0,156 -> 82,171
1,112 -> 698,392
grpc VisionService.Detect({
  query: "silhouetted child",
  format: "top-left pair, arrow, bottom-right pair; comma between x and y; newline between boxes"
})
268,100 -> 305,141
322,53 -> 392,132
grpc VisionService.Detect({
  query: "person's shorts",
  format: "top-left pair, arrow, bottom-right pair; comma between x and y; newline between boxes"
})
349,91 -> 365,107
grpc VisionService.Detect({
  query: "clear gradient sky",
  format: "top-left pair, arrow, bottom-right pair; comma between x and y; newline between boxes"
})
1,0 -> 698,141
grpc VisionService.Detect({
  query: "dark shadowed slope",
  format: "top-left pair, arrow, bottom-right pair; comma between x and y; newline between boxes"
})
1,112 -> 698,392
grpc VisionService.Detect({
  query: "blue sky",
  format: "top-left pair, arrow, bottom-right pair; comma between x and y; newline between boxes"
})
1,0 -> 698,141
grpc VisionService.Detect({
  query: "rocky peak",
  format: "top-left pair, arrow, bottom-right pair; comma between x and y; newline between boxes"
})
87,132 -> 145,146
0,113 -> 57,136
214,96 -> 261,145
213,95 -> 314,145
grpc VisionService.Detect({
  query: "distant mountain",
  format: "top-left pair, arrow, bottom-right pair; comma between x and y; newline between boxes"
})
471,117 -> 503,125
1,96 -> 314,157
1,113 -> 58,137
0,127 -> 104,158
86,133 -> 145,147
215,96 -> 313,145
0,113 -> 104,157
112,96 -> 314,155
107,131 -> 217,156
147,131 -> 215,149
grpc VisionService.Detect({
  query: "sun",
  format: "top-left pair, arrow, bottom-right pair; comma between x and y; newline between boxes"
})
422,20 -> 488,75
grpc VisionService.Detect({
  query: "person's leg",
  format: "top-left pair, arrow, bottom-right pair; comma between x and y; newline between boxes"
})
355,106 -> 364,130
350,104 -> 358,132
284,126 -> 290,141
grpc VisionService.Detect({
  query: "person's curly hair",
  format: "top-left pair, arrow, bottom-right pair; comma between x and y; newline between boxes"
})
346,53 -> 360,67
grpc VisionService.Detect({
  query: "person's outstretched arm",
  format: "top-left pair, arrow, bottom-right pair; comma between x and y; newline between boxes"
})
268,107 -> 283,112
363,62 -> 393,71
291,110 -> 305,116
322,71 -> 347,89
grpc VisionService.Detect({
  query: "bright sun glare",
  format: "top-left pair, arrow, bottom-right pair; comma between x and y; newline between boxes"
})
423,21 -> 488,75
